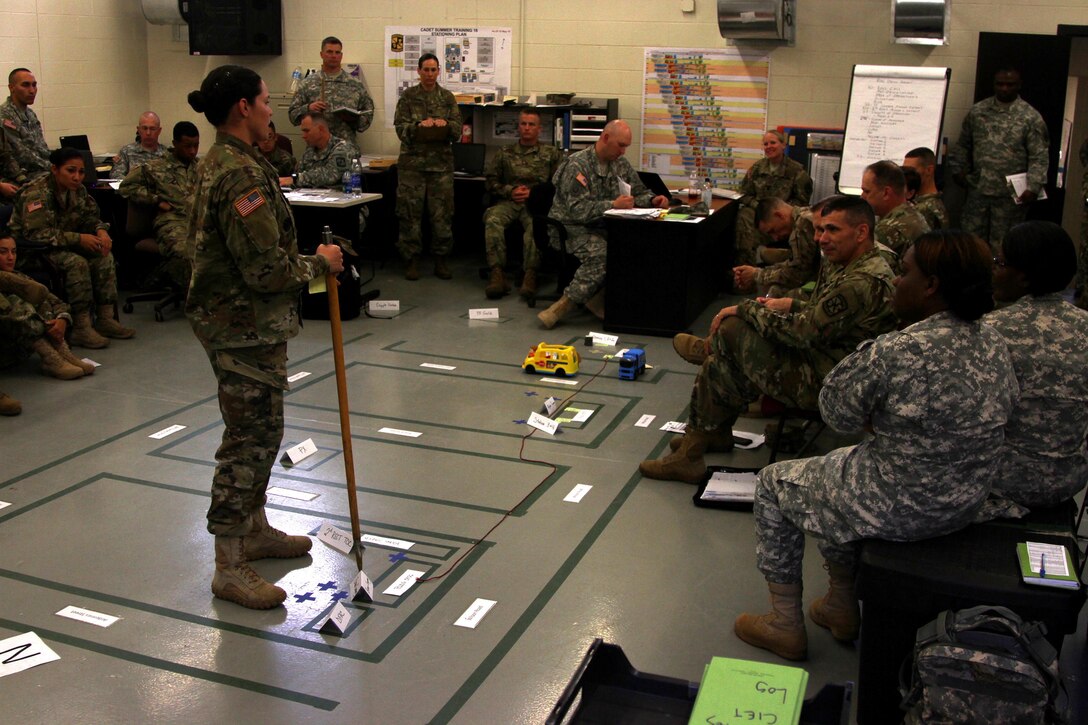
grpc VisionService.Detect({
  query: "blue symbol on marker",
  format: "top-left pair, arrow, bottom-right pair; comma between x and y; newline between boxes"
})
330,590 -> 349,602
389,551 -> 407,563
317,581 -> 338,591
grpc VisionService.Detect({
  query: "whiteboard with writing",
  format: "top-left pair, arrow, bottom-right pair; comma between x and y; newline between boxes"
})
839,65 -> 950,194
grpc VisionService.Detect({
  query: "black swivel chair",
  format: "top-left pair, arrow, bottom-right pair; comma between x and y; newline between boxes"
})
120,201 -> 181,321
524,182 -> 578,308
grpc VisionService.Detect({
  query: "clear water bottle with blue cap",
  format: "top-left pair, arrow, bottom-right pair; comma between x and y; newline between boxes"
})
350,158 -> 362,196
342,170 -> 352,194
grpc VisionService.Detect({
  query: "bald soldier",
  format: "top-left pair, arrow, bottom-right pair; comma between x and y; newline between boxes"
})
111,112 -> 168,179
1,68 -> 50,179
288,36 -> 374,157
538,119 -> 669,328
860,160 -> 929,265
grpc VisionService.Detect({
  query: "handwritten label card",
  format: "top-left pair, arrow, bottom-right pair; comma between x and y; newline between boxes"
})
350,570 -> 375,603
527,411 -> 559,436
0,632 -> 60,678
55,605 -> 119,628
318,602 -> 352,636
543,396 -> 560,416
360,534 -> 414,550
635,414 -> 656,428
383,570 -> 424,597
148,424 -> 186,440
420,363 -> 456,371
281,438 -> 318,465
287,371 -> 312,383
468,308 -> 499,321
368,299 -> 400,315
563,484 -> 592,503
454,598 -> 497,629
588,331 -> 619,347
317,522 -> 355,554
540,377 -> 578,386
378,427 -> 422,438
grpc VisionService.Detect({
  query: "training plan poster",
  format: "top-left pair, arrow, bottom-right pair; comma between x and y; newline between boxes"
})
384,26 -> 513,128
641,48 -> 770,189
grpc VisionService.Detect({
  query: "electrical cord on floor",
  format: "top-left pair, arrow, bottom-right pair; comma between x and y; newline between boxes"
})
418,356 -> 612,583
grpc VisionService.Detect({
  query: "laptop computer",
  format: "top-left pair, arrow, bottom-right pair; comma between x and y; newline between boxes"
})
59,134 -> 91,151
452,143 -> 486,177
637,170 -> 675,200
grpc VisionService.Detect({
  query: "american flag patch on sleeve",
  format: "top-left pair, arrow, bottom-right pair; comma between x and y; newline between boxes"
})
26,200 -> 42,213
3,119 -> 15,130
233,188 -> 266,217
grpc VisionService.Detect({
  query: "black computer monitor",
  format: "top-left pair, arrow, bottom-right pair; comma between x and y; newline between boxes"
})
59,134 -> 91,151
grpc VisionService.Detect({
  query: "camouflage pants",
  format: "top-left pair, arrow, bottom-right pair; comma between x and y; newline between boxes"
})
48,249 -> 119,313
157,221 -> 193,290
734,203 -> 770,266
0,293 -> 45,367
754,454 -> 860,584
688,317 -> 821,433
483,200 -> 539,270
960,192 -> 1026,252
396,168 -> 454,259
204,343 -> 287,536
562,229 -> 607,304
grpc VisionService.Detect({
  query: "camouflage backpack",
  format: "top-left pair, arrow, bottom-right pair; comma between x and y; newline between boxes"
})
899,605 -> 1069,724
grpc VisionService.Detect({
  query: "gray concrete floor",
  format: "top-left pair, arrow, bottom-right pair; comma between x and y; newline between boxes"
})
0,257 -> 1083,723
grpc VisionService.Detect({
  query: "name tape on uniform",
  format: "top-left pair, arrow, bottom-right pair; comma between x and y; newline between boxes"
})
281,438 -> 318,465
149,424 -> 186,440
527,411 -> 559,436
317,522 -> 355,554
318,601 -> 352,636
383,570 -> 424,597
468,307 -> 499,321
454,598 -> 497,629
563,484 -> 592,503
55,605 -> 119,628
635,414 -> 656,428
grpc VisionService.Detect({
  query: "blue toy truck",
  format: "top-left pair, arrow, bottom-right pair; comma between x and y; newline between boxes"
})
617,348 -> 646,380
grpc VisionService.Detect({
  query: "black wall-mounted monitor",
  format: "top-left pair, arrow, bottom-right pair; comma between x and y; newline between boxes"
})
182,0 -> 282,56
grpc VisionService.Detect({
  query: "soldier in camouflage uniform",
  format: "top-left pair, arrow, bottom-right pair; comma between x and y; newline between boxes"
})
986,221 -> 1088,508
948,68 -> 1049,251
903,147 -> 948,230
187,65 -> 344,610
539,119 -> 669,328
1,124 -> 27,201
394,53 -> 461,280
734,130 -> 813,267
482,109 -> 562,300
642,196 -> 897,486
0,234 -> 93,378
109,112 -> 167,180
1,68 -> 49,180
733,230 -> 1016,661
295,113 -> 354,188
10,147 -> 133,348
1077,137 -> 1088,309
257,122 -> 296,177
288,37 -> 374,157
733,198 -> 819,296
861,160 -> 930,267
118,121 -> 200,289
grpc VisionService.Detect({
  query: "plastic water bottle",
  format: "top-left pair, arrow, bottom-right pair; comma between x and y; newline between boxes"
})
290,67 -> 302,94
350,158 -> 362,196
702,177 -> 713,208
687,170 -> 700,200
342,170 -> 352,195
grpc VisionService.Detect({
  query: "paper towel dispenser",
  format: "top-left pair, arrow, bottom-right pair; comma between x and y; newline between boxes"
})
717,0 -> 794,45
892,0 -> 949,45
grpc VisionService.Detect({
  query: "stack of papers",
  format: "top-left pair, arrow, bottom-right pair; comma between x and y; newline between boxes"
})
699,470 -> 758,503
689,656 -> 808,725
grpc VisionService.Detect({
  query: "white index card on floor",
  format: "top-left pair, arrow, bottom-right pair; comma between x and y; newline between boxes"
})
82,358 -> 101,367
454,598 -> 497,629
468,307 -> 499,320
318,602 -> 352,636
543,396 -> 560,416
383,570 -> 424,597
571,409 -> 593,423
527,411 -> 559,436
282,438 -> 318,465
379,427 -> 422,438
350,570 -> 375,603
361,534 -> 415,550
0,501 -> 10,511
317,523 -> 355,554
55,605 -> 119,628
660,421 -> 687,433
368,299 -> 400,314
420,363 -> 456,370
635,414 -> 656,428
564,484 -> 592,503
148,424 -> 186,439
287,371 -> 311,383
588,331 -> 619,346
266,486 -> 319,502
0,632 -> 60,678
540,377 -> 578,386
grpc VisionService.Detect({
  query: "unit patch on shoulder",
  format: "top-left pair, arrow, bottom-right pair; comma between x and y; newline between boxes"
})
822,293 -> 848,317
233,188 -> 266,218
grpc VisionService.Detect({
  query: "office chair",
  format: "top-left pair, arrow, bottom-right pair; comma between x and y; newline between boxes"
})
120,201 -> 181,321
524,182 -> 578,308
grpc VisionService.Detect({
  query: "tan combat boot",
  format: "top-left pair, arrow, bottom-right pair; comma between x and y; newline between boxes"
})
70,310 -> 109,349
583,288 -> 605,320
669,429 -> 734,453
537,295 -> 576,329
94,304 -> 135,339
734,582 -> 808,661
0,392 -> 21,416
434,255 -> 452,280
484,265 -> 507,299
211,536 -> 287,609
405,255 -> 420,281
519,268 -> 538,299
808,561 -> 860,641
672,333 -> 708,365
51,338 -> 95,375
639,429 -> 710,484
244,508 -> 313,560
31,338 -> 84,380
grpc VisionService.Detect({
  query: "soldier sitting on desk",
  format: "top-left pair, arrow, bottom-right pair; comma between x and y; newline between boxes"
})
481,109 -> 562,300
291,113 -> 354,189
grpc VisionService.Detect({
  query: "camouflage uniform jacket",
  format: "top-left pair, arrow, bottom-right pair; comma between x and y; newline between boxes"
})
393,83 -> 461,172
754,205 -> 818,291
118,152 -> 198,235
297,136 -> 355,188
289,69 -> 374,154
186,132 -> 329,351
0,269 -> 70,323
110,142 -> 168,180
738,156 -> 812,208
551,146 -> 654,235
912,192 -> 948,230
876,202 -> 930,260
948,96 -> 1049,197
0,97 -> 49,179
10,173 -> 108,248
485,141 -> 562,200
984,294 -> 1088,506
737,246 -> 897,380
262,147 -> 297,177
811,311 -> 1017,542
0,127 -> 28,186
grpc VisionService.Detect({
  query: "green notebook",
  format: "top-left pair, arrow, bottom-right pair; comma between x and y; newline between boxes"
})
688,656 -> 808,725
1016,541 -> 1081,590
